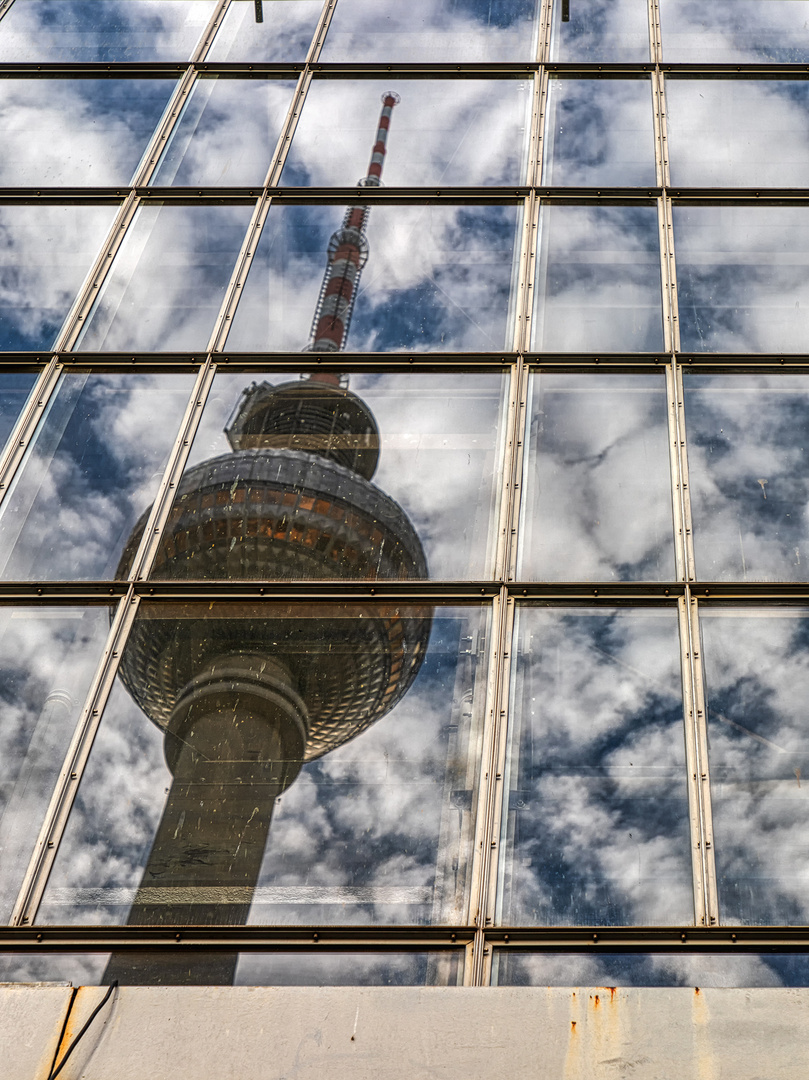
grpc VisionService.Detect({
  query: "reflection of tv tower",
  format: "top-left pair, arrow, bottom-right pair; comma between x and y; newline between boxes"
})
106,94 -> 430,985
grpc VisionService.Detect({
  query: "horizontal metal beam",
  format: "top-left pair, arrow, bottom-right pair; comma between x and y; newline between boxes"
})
489,927 -> 809,949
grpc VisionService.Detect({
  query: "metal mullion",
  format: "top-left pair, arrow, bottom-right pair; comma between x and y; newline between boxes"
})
688,594 -> 719,924
510,196 -> 536,355
0,357 -> 62,510
649,0 -> 663,64
306,0 -> 339,65
191,0 -> 233,64
665,364 -> 687,583
128,359 -> 217,581
0,0 -> 15,24
537,0 -> 553,64
657,196 -> 679,355
131,66 -> 201,187
674,363 -> 696,580
506,364 -> 530,583
11,588 -> 141,926
492,363 -> 521,581
532,68 -> 549,187
678,594 -> 708,927
651,69 -> 669,189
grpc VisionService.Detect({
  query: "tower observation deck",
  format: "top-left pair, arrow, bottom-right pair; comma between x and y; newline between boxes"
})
106,95 -> 431,984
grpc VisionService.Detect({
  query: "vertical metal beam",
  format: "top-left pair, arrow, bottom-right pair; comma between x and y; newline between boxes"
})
537,0 -> 554,63
649,0 -> 663,64
678,593 -> 708,927
0,0 -> 17,25
307,0 -> 339,64
0,358 -> 62,512
11,588 -> 141,926
688,593 -> 719,924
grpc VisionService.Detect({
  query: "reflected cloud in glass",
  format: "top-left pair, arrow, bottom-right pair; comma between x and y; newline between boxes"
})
153,77 -> 297,187
0,0 -> 216,61
0,371 -> 196,580
519,373 -> 674,581
532,204 -> 664,352
701,609 -> 809,924
684,375 -> 809,582
660,0 -> 809,63
281,78 -> 531,188
227,203 -> 521,353
0,605 -> 111,921
0,372 -> 37,453
76,201 -> 254,352
0,78 -> 176,186
676,206 -> 809,353
500,605 -> 693,926
542,78 -> 656,187
206,0 -> 322,62
549,0 -> 650,62
321,0 -> 540,62
0,204 -> 119,351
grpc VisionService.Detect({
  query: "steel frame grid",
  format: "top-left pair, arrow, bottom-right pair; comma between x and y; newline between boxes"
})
1,0 -> 809,990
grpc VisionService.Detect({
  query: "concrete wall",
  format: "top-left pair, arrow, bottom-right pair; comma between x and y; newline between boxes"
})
3,984 -> 809,1080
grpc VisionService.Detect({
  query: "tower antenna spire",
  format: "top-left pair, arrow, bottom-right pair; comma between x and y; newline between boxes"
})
307,92 -> 400,354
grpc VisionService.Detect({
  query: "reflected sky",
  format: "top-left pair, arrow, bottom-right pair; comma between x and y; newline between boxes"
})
500,606 -> 693,927
0,605 -> 111,921
0,0 -> 216,62
493,951 -> 809,987
282,79 -> 531,188
77,202 -> 254,352
532,204 -> 664,353
675,206 -> 809,354
37,604 -> 488,928
519,373 -> 674,582
660,0 -> 809,63
153,77 -> 296,187
0,372 -> 37,453
0,78 -> 176,187
549,0 -> 650,63
0,371 -> 196,580
0,204 -> 118,352
321,0 -> 540,62
684,375 -> 809,582
667,80 -> 809,188
161,370 -> 507,581
701,610 -> 809,924
206,0 -> 322,63
227,203 -> 521,353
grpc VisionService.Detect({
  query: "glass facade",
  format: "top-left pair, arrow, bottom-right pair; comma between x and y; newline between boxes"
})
0,0 -> 808,991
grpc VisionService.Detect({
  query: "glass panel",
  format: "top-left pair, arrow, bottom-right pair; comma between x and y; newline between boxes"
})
151,370 -> 507,583
532,204 -> 664,352
0,0 -> 216,62
0,950 -> 462,986
321,0 -> 541,62
0,372 -> 37,451
0,204 -> 119,352
500,605 -> 692,926
660,0 -> 809,63
519,373 -> 674,582
76,202 -> 254,352
550,0 -> 650,63
0,371 -> 196,580
153,77 -> 297,187
542,78 -> 656,187
701,609 -> 809,925
675,206 -> 809,354
0,78 -> 176,187
667,79 -> 809,188
38,602 -> 488,943
0,605 -> 111,922
227,203 -> 521,353
684,375 -> 809,582
492,951 -> 809,987
207,0 -> 322,62
282,78 -> 531,188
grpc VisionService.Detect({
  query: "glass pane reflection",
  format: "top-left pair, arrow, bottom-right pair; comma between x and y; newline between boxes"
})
660,0 -> 809,63
519,373 -> 674,582
282,79 -> 531,188
667,79 -> 809,188
149,370 -> 506,583
542,78 -> 656,187
0,0 -> 216,62
0,204 -> 119,352
701,610 -> 809,925
0,371 -> 196,581
321,0 -> 541,62
549,0 -> 650,63
532,204 -> 664,352
0,605 -> 111,922
500,605 -> 692,926
38,603 -> 488,941
77,202 -> 254,352
228,203 -> 521,353
684,375 -> 809,582
153,77 -> 296,187
0,78 -> 176,187
206,0 -> 322,62
675,206 -> 809,354
493,951 -> 809,987
0,372 -> 37,453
